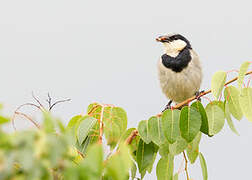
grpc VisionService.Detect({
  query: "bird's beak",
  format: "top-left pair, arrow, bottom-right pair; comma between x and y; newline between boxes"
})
156,36 -> 169,42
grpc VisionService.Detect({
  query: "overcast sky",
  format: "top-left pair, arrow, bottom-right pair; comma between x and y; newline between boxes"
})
1,0 -> 252,179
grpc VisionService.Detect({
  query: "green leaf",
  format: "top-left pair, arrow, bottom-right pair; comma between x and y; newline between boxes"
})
179,106 -> 201,142
237,61 -> 250,91
224,86 -> 243,120
138,120 -> 151,144
199,152 -> 208,180
224,101 -> 239,135
162,109 -> 180,144
211,71 -> 227,99
103,107 -> 128,149
148,116 -> 165,146
77,116 -> 97,144
147,147 -> 158,174
239,87 -> 252,122
67,115 -> 83,130
186,132 -> 201,164
0,116 -> 10,125
136,139 -> 156,178
81,143 -> 103,179
169,136 -> 188,155
156,155 -> 174,180
205,103 -> 225,136
159,143 -> 170,157
105,144 -> 132,180
191,101 -> 208,135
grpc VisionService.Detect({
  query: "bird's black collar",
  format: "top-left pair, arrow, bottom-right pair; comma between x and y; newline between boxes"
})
161,48 -> 192,73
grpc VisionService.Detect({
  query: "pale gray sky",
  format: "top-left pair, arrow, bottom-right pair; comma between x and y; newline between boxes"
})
1,0 -> 252,179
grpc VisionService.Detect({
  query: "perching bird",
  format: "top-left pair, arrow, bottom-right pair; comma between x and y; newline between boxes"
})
156,33 -> 202,110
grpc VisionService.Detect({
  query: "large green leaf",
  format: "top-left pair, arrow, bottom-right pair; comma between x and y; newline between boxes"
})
205,103 -> 225,136
77,116 -> 97,144
80,143 -> 103,179
87,103 -> 102,145
66,115 -> 83,139
137,120 -> 151,144
105,144 -> 132,180
162,109 -> 180,144
191,101 -> 208,135
224,101 -> 239,135
179,106 -> 201,142
239,87 -> 252,122
103,107 -> 128,149
237,61 -> 250,91
224,86 -> 243,120
211,71 -> 227,99
156,155 -> 174,180
148,116 -> 165,146
136,139 -> 157,178
199,152 -> 208,180
186,132 -> 201,164
169,136 -> 188,155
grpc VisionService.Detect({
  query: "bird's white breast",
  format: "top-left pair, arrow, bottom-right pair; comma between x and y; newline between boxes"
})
157,50 -> 202,103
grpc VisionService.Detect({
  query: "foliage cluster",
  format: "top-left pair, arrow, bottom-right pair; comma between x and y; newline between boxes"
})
0,62 -> 252,180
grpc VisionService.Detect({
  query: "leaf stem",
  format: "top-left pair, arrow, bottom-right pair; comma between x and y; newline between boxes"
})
125,130 -> 138,145
183,151 -> 190,180
98,105 -> 104,144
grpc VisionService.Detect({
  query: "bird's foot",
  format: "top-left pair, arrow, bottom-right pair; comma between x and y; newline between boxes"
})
162,100 -> 173,112
195,90 -> 205,101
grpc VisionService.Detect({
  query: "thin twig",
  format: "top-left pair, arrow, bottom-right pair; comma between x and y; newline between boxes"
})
32,92 -> 45,110
47,93 -> 52,109
14,112 -> 41,129
183,151 -> 190,180
49,99 -> 71,111
15,103 -> 42,112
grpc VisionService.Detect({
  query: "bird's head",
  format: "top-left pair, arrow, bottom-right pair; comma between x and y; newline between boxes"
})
156,33 -> 192,57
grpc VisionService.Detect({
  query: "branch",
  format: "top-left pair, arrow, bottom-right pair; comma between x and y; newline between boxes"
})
49,98 -> 71,111
32,92 -> 46,110
13,112 -> 41,129
124,71 -> 252,147
173,70 -> 252,109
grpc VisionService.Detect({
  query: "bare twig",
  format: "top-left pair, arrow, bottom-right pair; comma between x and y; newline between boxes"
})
32,92 -> 45,110
14,112 -> 41,129
183,151 -> 190,180
49,98 -> 71,111
12,93 -> 70,130
46,93 -> 52,109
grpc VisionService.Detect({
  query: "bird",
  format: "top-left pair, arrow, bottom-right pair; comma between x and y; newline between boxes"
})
156,33 -> 202,111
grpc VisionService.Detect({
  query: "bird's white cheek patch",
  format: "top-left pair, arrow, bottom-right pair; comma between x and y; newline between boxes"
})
170,39 -> 187,51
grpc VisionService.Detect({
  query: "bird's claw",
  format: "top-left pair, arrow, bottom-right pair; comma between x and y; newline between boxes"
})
195,90 -> 205,101
162,100 -> 173,112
